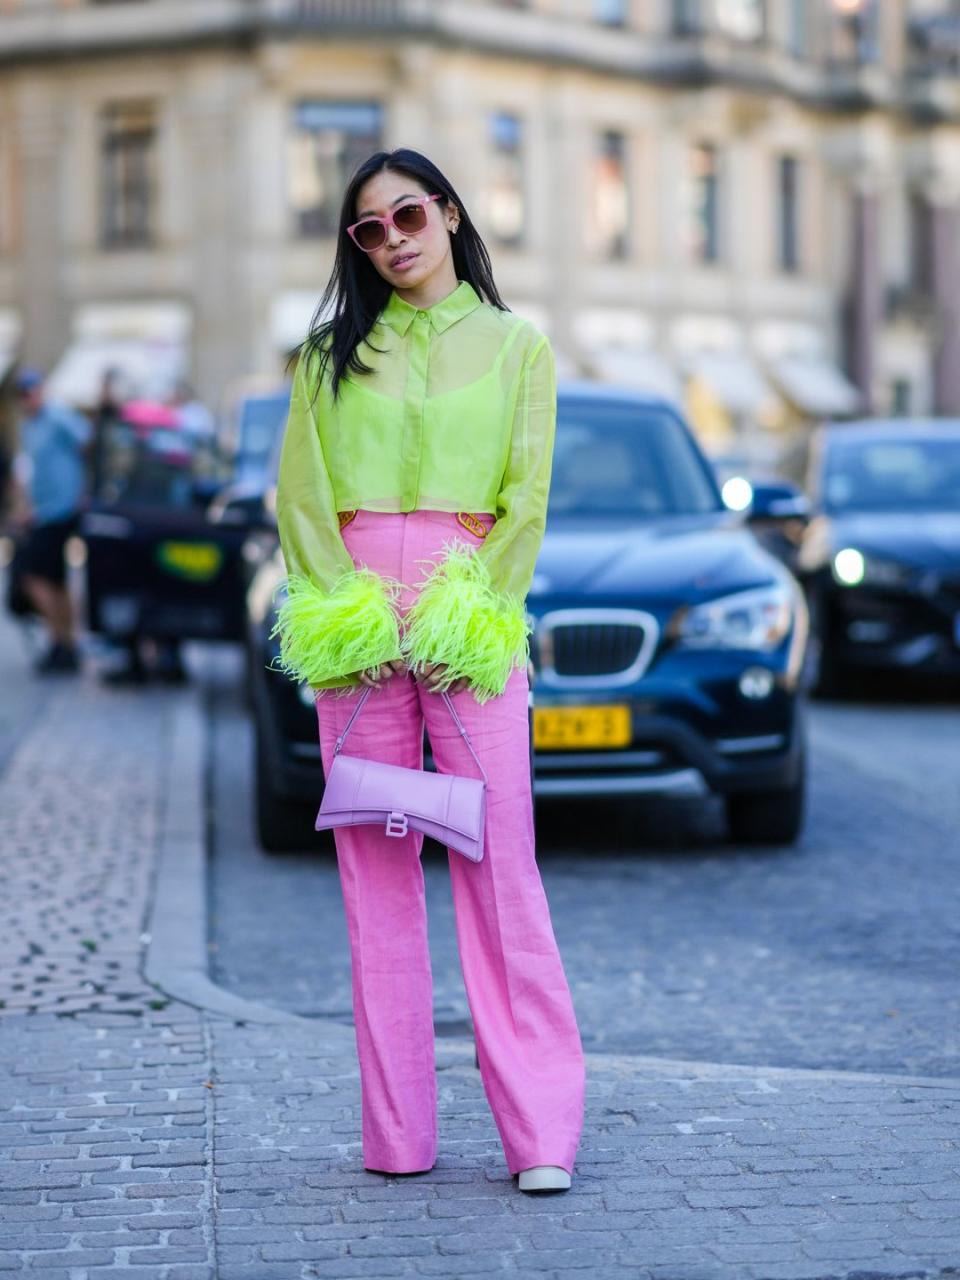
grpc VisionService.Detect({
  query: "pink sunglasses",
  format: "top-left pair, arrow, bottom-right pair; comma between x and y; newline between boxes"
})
347,193 -> 443,253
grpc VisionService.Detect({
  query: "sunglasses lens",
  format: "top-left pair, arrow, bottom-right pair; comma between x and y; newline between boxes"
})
354,220 -> 385,251
393,203 -> 428,234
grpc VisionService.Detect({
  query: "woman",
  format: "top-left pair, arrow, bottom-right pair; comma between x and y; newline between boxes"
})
272,148 -> 585,1193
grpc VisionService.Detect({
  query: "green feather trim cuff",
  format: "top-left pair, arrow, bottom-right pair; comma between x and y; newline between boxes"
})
269,567 -> 402,688
399,541 -> 531,704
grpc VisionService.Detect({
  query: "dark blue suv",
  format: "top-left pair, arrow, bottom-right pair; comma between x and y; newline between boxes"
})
245,382 -> 808,850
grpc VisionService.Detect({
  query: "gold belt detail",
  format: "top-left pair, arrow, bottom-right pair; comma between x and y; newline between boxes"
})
456,511 -> 488,539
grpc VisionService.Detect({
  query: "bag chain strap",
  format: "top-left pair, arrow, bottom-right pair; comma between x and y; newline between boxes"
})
331,684 -> 489,785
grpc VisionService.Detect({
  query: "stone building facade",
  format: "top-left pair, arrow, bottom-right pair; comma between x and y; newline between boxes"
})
1,0 -> 959,466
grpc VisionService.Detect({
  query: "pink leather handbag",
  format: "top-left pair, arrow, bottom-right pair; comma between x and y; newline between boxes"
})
314,685 -> 487,862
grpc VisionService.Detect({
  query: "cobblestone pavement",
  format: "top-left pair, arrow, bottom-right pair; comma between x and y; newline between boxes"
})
1,614 -> 959,1279
0,684 -> 169,1017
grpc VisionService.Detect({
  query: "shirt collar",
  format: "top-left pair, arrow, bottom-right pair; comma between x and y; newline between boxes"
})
379,279 -> 482,337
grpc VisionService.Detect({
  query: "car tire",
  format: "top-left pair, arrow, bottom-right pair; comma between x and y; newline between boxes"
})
254,723 -> 317,853
725,768 -> 806,847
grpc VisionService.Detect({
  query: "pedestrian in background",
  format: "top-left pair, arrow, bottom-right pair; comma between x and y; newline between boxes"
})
8,366 -> 90,674
272,149 -> 585,1191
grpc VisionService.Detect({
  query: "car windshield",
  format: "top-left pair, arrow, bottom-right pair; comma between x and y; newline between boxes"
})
823,436 -> 960,513
550,400 -> 721,518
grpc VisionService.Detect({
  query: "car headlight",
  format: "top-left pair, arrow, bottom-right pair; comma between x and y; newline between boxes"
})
676,583 -> 794,651
831,548 -> 910,588
721,476 -> 753,512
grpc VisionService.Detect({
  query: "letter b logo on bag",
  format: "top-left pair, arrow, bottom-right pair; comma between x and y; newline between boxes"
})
385,811 -> 408,837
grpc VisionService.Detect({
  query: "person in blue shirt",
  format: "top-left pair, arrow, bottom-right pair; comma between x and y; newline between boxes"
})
10,367 -> 91,673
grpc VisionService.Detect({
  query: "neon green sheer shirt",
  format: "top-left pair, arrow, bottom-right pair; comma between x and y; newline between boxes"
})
273,278 -> 558,695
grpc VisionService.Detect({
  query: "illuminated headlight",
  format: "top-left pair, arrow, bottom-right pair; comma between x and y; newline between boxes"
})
722,476 -> 753,512
677,584 -> 794,652
832,548 -> 909,588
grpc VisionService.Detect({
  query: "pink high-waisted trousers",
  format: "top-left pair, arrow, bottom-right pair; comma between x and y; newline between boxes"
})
313,507 -> 586,1176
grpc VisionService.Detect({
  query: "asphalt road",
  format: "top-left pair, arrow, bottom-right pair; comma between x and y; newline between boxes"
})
205,650 -> 960,1079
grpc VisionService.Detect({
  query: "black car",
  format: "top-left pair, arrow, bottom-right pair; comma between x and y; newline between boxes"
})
797,418 -> 960,694
82,401 -> 249,647
245,382 -> 809,851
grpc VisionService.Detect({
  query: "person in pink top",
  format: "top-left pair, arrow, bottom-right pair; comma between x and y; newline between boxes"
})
272,148 -> 585,1193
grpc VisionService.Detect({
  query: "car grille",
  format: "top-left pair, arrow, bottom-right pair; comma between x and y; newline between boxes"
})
551,622 -> 646,675
536,609 -> 659,684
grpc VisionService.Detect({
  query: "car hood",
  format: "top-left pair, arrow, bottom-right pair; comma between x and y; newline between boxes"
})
533,515 -> 779,605
827,510 -> 960,569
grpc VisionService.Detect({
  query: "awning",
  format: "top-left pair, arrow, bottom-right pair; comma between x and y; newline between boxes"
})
768,353 -> 862,418
587,346 -> 683,405
687,350 -> 778,417
46,301 -> 192,409
46,338 -> 188,410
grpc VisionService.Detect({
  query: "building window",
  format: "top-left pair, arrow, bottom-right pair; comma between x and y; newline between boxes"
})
101,101 -> 156,249
589,129 -> 630,260
688,142 -> 720,264
890,378 -> 912,416
672,0 -> 701,35
486,111 -> 525,246
595,0 -> 629,26
288,101 -> 382,238
829,0 -> 881,64
715,0 -> 766,42
786,0 -> 810,57
908,192 -> 933,294
777,154 -> 800,273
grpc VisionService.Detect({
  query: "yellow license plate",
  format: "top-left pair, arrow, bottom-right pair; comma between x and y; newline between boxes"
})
533,704 -> 632,750
155,541 -> 223,582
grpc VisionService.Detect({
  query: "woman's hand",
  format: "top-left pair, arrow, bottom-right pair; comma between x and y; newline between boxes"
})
357,658 -> 408,687
417,661 -> 471,696
356,658 -> 471,695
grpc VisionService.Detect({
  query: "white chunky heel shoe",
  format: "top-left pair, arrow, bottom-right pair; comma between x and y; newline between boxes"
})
517,1165 -> 572,1192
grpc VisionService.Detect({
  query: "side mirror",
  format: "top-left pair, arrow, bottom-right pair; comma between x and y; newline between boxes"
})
747,483 -> 811,524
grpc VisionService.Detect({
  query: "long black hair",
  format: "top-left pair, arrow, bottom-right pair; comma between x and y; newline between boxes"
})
295,148 -> 509,402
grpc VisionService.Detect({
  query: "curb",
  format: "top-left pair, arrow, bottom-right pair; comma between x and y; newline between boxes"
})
577,1048 -> 960,1089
